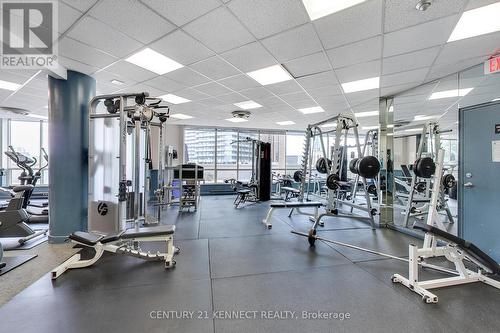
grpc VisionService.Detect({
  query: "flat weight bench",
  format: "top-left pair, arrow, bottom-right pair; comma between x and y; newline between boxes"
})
234,189 -> 252,208
262,201 -> 323,229
392,221 -> 500,303
51,225 -> 179,280
281,186 -> 300,201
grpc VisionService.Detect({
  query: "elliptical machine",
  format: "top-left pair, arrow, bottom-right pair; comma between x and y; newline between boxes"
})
4,146 -> 49,222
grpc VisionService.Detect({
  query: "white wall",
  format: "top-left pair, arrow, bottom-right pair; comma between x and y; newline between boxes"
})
149,124 -> 183,169
394,136 -> 417,169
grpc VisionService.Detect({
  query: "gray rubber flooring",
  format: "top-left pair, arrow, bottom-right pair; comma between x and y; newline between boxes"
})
1,195 -> 499,333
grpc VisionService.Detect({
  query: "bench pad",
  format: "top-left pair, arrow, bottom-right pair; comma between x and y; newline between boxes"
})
69,231 -> 104,246
281,187 -> 299,193
121,225 -> 175,239
270,201 -> 322,208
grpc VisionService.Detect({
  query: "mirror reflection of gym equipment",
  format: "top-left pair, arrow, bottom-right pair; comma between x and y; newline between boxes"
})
2,2 -> 500,332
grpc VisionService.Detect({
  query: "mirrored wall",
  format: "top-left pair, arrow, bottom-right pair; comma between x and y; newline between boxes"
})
390,62 -> 500,235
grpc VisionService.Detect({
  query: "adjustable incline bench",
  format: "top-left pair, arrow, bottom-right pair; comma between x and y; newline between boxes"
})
392,221 -> 500,303
262,201 -> 322,229
51,225 -> 179,279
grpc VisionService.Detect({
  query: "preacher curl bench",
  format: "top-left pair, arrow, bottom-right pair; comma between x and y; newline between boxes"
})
51,225 -> 179,280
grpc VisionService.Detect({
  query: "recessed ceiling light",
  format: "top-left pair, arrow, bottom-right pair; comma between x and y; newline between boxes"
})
414,115 -> 438,121
276,120 -> 295,126
0,79 -> 21,91
159,93 -> 191,104
246,65 -> 292,85
321,122 -> 337,128
362,126 -> 378,130
387,124 -> 394,128
341,77 -> 379,93
27,114 -> 48,120
170,113 -> 193,120
429,88 -> 473,100
234,100 -> 262,110
404,128 -> 422,132
355,110 -> 379,118
389,106 -> 394,112
111,79 -> 124,85
302,0 -> 367,20
226,117 -> 248,123
126,48 -> 183,75
387,133 -> 394,136
448,2 -> 500,42
492,98 -> 500,102
298,106 -> 325,114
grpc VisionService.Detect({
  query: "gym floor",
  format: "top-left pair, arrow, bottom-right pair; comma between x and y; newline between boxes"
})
1,196 -> 499,332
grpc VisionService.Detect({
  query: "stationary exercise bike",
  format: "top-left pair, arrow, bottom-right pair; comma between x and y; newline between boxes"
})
0,184 -> 48,245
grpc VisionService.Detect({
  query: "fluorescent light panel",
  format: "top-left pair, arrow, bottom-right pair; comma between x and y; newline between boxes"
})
341,77 -> 379,93
160,93 -> 190,104
492,98 -> 500,102
170,113 -> 193,120
404,128 -> 422,132
126,48 -> 183,75
362,126 -> 378,130
355,110 -> 379,118
0,79 -> 21,91
448,2 -> 500,42
226,118 -> 248,123
429,88 -> 473,100
276,121 -> 295,125
27,114 -> 48,119
298,106 -> 325,114
302,0 -> 367,20
246,65 -> 292,85
111,79 -> 124,85
414,115 -> 437,121
234,100 -> 262,109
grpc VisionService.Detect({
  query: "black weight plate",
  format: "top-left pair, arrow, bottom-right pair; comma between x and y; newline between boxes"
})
356,156 -> 380,178
326,173 -> 340,190
293,170 -> 303,182
349,158 -> 359,174
315,157 -> 331,174
414,157 -> 435,178
441,174 -> 456,188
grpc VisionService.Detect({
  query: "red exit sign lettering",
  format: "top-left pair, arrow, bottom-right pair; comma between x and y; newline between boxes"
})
485,55 -> 500,74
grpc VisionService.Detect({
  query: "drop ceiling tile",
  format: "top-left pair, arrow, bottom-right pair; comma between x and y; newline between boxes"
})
89,0 -> 175,44
67,16 -> 143,58
217,92 -> 248,103
384,0 -> 465,33
190,56 -> 240,80
382,47 -> 440,75
314,94 -> 346,105
261,24 -> 322,62
327,36 -> 381,69
62,0 -> 98,12
104,60 -> 158,82
296,71 -> 339,90
434,31 -> 500,66
314,0 -> 382,49
217,74 -> 260,91
0,71 -> 31,85
238,87 -> 275,100
172,88 -> 210,101
194,82 -> 233,96
198,97 -> 226,107
426,57 -> 484,82
150,30 -> 214,66
383,15 -> 459,57
465,0 -> 500,10
380,83 -> 419,97
58,2 -> 83,32
284,52 -> 331,78
335,60 -> 381,83
381,68 -> 428,88
307,85 -> 344,98
279,91 -> 312,104
59,37 -> 117,68
266,80 -> 303,96
145,75 -> 186,93
346,89 -> 380,106
183,7 -> 255,53
227,0 -> 309,39
164,67 -> 210,86
93,70 -> 137,88
57,56 -> 98,75
221,42 -> 276,72
141,0 -> 221,26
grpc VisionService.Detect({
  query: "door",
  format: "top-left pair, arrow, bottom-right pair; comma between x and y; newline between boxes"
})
460,101 -> 500,262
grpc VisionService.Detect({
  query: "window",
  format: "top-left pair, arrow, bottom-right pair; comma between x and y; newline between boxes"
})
286,132 -> 305,173
7,120 -> 48,185
216,130 -> 238,183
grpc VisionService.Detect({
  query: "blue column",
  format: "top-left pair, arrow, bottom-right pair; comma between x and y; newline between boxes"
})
48,70 -> 95,243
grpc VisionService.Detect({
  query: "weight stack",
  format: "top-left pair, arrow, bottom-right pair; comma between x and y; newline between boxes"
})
259,142 -> 272,201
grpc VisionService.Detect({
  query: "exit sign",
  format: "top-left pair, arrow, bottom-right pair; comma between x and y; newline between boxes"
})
485,55 -> 500,74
